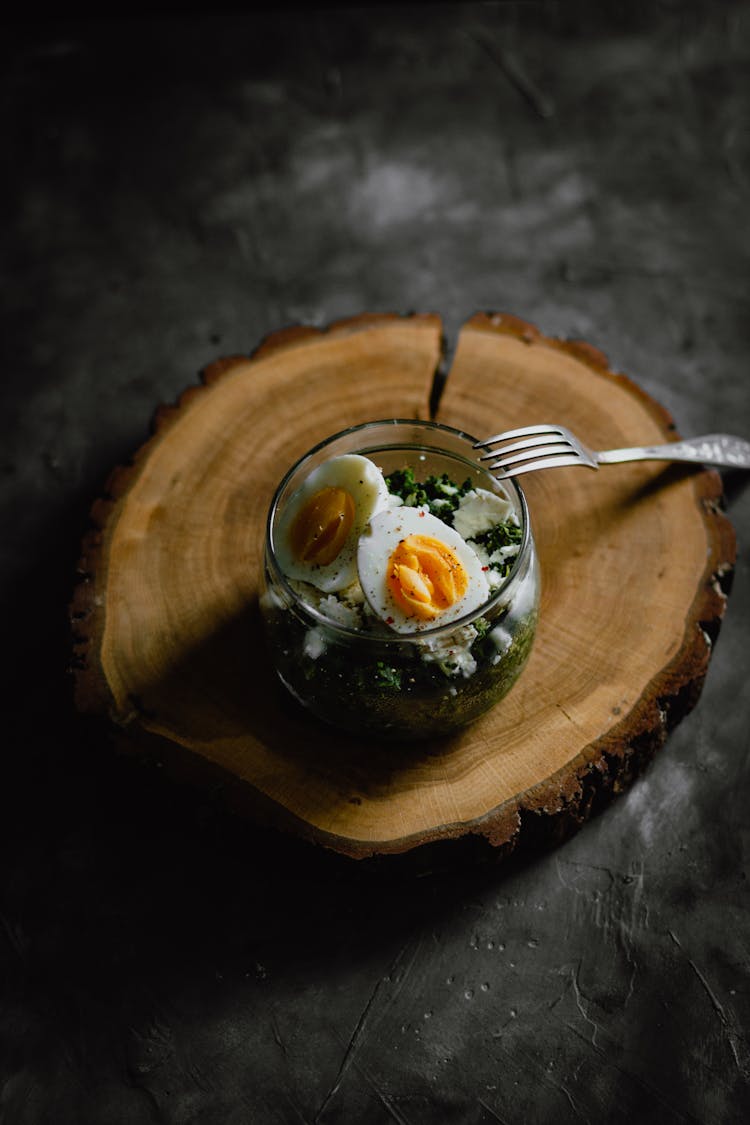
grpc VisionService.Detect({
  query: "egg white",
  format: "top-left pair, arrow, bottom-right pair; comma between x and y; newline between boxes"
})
275,454 -> 389,592
357,506 -> 490,633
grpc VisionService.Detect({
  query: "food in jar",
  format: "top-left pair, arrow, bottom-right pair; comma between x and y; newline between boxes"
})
261,432 -> 538,740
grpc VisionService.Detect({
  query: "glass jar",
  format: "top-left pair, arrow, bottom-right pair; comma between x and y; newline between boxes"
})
260,420 -> 539,740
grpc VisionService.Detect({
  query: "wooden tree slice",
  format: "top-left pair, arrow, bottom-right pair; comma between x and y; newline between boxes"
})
71,312 -> 736,858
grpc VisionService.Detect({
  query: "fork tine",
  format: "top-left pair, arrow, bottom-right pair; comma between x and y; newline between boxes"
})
491,454 -> 594,479
486,442 -> 574,470
473,424 -> 564,450
477,432 -> 569,462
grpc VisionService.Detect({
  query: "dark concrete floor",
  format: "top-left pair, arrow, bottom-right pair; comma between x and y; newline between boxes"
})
2,4 -> 749,1122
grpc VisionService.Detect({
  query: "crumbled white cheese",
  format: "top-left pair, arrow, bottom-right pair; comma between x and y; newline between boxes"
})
453,488 -> 512,539
489,624 -> 512,663
419,624 -> 478,678
467,539 -> 515,589
318,595 -> 362,629
340,580 -> 366,606
489,544 -> 519,564
303,628 -> 326,659
469,540 -> 491,568
292,578 -> 364,628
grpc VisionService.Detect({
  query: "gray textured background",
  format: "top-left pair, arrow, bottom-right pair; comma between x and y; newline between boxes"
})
2,4 -> 749,1122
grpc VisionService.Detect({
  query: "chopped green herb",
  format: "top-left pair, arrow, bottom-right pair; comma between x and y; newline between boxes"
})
374,661 -> 402,690
473,616 -> 491,640
385,468 -> 474,524
384,467 -> 428,508
469,520 -> 523,578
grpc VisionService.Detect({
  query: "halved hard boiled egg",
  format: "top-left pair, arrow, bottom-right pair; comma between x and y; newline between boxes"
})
275,454 -> 389,592
357,507 -> 490,633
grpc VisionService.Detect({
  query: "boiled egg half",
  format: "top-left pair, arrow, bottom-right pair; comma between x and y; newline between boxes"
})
357,507 -> 490,633
275,454 -> 389,592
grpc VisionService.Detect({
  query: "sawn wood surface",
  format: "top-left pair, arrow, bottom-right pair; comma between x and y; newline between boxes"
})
70,313 -> 736,858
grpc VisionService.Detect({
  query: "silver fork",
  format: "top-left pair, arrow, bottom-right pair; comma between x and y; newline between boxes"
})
474,425 -> 750,479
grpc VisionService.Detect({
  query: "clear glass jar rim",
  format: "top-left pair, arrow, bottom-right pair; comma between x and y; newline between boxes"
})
265,419 -> 533,642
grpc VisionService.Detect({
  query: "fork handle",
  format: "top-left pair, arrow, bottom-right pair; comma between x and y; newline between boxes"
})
596,433 -> 750,470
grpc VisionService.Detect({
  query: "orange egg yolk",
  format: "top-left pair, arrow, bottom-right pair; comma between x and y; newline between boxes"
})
289,486 -> 355,566
387,534 -> 469,621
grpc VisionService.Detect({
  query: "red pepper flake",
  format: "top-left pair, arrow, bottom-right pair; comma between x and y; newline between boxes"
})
385,615 -> 394,625
419,510 -> 425,517
481,566 -> 489,571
